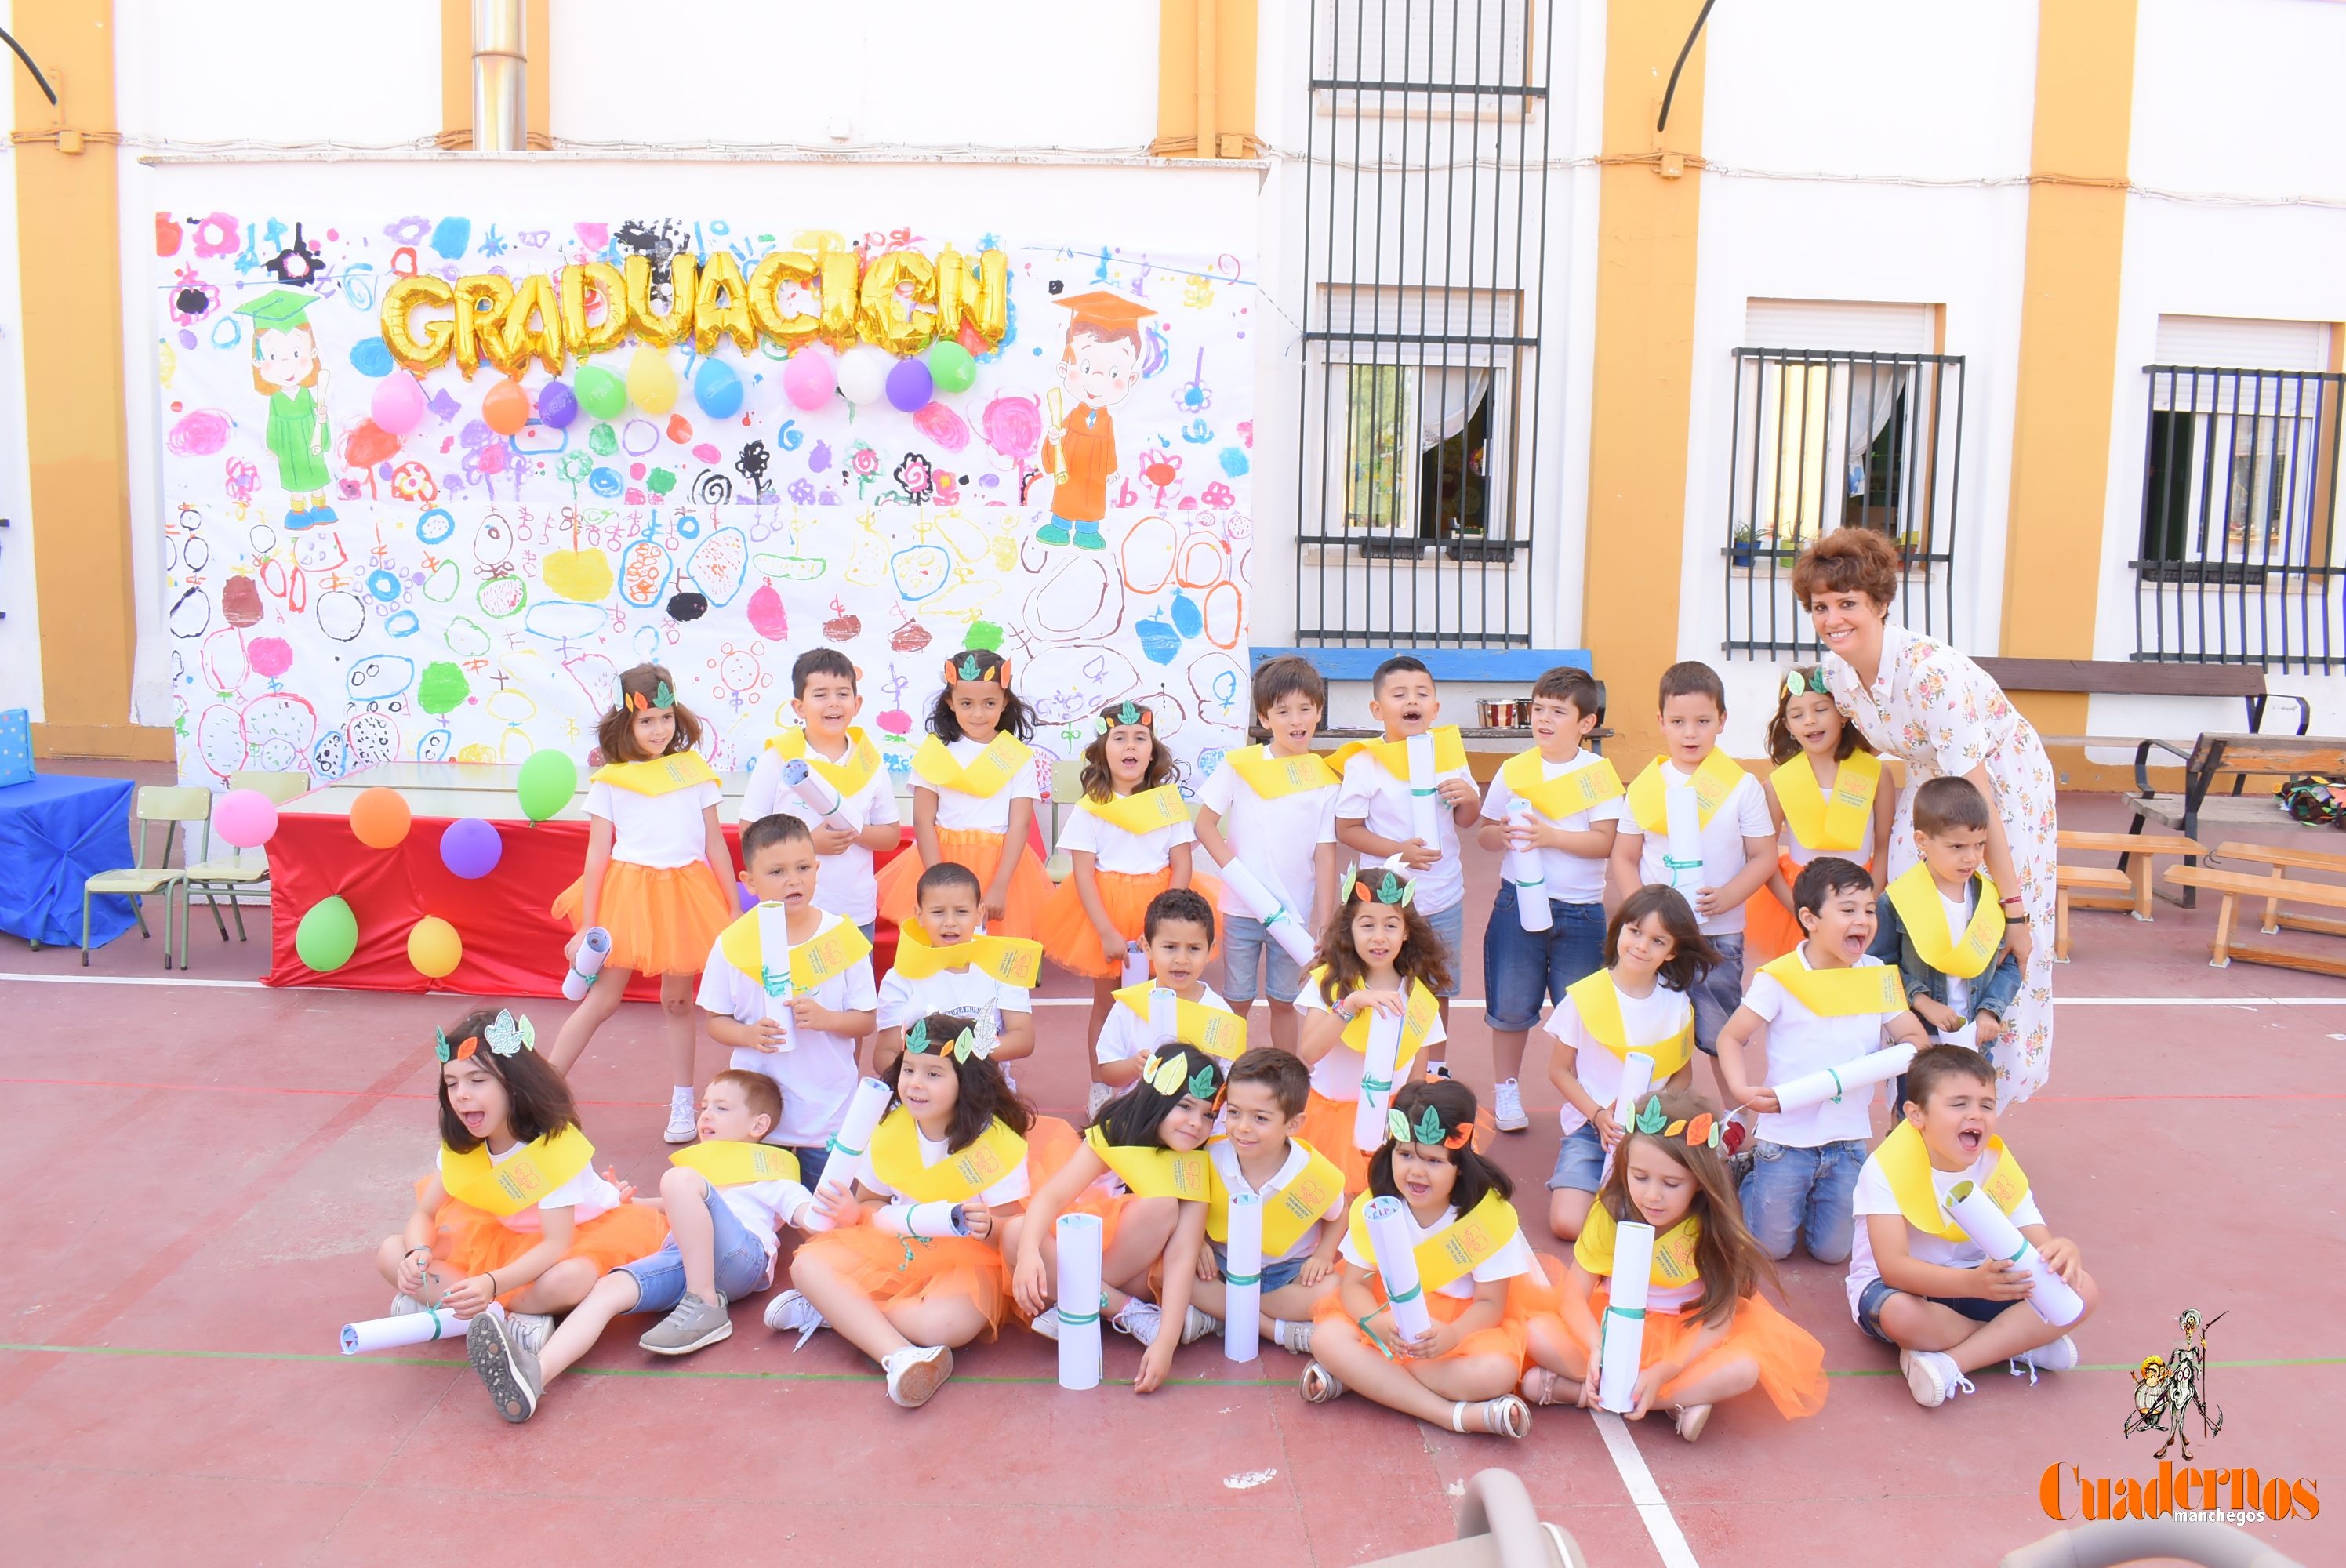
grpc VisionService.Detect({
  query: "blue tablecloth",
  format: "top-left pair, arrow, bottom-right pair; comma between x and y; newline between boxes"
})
0,775 -> 139,946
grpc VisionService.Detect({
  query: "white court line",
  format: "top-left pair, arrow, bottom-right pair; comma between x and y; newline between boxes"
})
1592,1410 -> 1701,1568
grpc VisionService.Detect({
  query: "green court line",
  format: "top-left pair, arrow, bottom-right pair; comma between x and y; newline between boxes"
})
1827,1357 -> 2346,1377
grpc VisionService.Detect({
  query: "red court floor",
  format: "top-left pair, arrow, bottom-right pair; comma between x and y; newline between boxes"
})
1,790 -> 2337,1565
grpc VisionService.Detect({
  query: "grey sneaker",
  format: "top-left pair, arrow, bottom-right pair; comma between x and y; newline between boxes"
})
762,1287 -> 828,1348
638,1290 -> 732,1356
1274,1318 -> 1315,1354
1110,1299 -> 1163,1345
1492,1078 -> 1529,1132
504,1310 -> 553,1356
467,1308 -> 543,1423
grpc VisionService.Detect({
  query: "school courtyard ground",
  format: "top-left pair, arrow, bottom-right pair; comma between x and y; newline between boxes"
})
0,782 -> 2337,1567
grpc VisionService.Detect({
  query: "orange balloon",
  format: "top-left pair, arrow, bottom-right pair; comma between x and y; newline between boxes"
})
350,786 -> 412,849
482,377 -> 532,436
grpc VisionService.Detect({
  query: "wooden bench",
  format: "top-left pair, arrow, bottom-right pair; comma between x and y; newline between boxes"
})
1975,658 -> 2308,755
2052,830 -> 2201,961
2164,863 -> 2346,975
2210,840 -> 2346,943
2127,733 -> 2346,906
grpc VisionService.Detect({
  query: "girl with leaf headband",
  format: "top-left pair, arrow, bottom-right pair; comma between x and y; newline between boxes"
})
1299,1080 -> 1539,1439
550,662 -> 735,1145
1010,1042 -> 1222,1395
876,646 -> 1052,940
1745,665 -> 1892,964
1516,1089 -> 1828,1442
372,1007 -> 669,1417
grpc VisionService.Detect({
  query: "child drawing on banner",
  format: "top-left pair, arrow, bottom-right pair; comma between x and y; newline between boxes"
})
1034,291 -> 1155,552
234,289 -> 337,531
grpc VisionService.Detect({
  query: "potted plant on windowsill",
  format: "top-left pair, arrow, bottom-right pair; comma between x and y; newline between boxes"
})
1730,523 -> 1764,568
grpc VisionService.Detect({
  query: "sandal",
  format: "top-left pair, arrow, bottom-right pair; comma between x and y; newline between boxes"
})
1298,1360 -> 1346,1404
1451,1395 -> 1531,1439
1518,1367 -> 1575,1406
1673,1403 -> 1712,1443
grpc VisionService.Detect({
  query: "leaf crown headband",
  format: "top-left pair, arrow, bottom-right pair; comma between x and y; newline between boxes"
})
1632,1092 -> 1723,1150
435,1009 -> 535,1063
945,652 -> 1011,688
624,678 -> 677,712
1095,699 -> 1154,735
1386,1101 -> 1473,1150
904,1014 -> 996,1063
1782,668 -> 1829,699
1341,866 -> 1417,909
1138,1048 -> 1220,1104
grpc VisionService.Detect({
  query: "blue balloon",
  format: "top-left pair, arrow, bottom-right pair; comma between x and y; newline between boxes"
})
349,336 -> 394,377
537,379 -> 580,429
694,358 -> 745,420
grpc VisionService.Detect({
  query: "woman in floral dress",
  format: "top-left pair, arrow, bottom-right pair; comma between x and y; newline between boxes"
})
1794,528 -> 2057,1102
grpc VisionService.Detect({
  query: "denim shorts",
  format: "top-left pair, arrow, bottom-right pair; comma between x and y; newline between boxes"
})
1738,1137 -> 1867,1264
1483,888 -> 1605,1032
777,1143 -> 833,1193
1421,898 -> 1465,999
1221,912 -> 1306,1007
1545,1122 -> 1607,1193
1690,932 -> 1745,1056
1209,1241 -> 1307,1294
1854,1275 -> 2014,1345
617,1177 -> 775,1312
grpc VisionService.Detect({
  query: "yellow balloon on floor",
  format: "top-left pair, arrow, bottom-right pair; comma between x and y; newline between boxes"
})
408,916 -> 463,980
626,346 -> 679,414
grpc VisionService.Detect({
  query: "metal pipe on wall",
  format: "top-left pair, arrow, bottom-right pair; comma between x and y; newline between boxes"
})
472,0 -> 526,152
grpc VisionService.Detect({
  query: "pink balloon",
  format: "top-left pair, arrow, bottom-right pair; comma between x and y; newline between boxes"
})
371,372 -> 427,437
214,788 -> 279,849
782,350 -> 836,411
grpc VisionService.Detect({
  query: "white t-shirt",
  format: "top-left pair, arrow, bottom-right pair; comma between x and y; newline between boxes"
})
876,964 -> 1033,1033
1740,947 -> 1902,1147
1337,1198 -> 1533,1301
1478,750 -> 1623,907
1939,885 -> 1977,1022
1541,978 -> 1694,1137
695,913 -> 878,1148
452,1140 -> 620,1232
1335,749 -> 1475,916
923,736 -> 1040,833
584,776 -> 721,869
1209,1138 -> 1347,1264
1845,1146 -> 2045,1319
1294,978 -> 1449,1099
1196,752 -> 1339,921
741,740 -> 902,927
1056,800 -> 1194,877
1095,982 -> 1236,1065
1629,764 -> 1772,935
709,1175 -> 815,1283
858,1126 -> 1033,1207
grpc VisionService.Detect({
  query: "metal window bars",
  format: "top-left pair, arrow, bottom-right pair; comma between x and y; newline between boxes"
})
1293,0 -> 1554,649
1722,347 -> 1965,658
2134,365 -> 2345,672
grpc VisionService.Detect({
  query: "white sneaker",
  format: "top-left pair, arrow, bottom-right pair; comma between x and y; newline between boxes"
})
1086,1081 -> 1115,1120
882,1344 -> 953,1408
1900,1348 -> 1976,1409
1109,1299 -> 1162,1345
663,1094 -> 697,1145
388,1292 -> 428,1317
1492,1079 -> 1528,1132
1173,1305 -> 1220,1345
1274,1318 -> 1315,1355
1029,1306 -> 1064,1341
763,1287 -> 828,1348
2010,1335 -> 2079,1384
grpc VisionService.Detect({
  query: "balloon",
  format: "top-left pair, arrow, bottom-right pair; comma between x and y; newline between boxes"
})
558,261 -> 630,357
694,357 -> 744,420
626,347 -> 680,415
536,379 -> 579,429
350,786 -> 412,849
495,273 -> 566,376
935,246 -> 1010,349
749,251 -> 820,351
371,372 -> 427,437
837,344 -> 892,405
574,364 -> 626,421
438,817 -> 503,879
885,357 -> 934,413
926,339 -> 978,394
782,348 -> 836,410
817,247 -> 861,353
345,419 -> 401,470
452,274 -> 518,376
857,250 -> 937,356
623,252 -> 697,347
693,251 -> 757,357
407,916 -> 463,981
481,377 -> 532,436
380,274 -> 455,372
517,749 -> 579,822
737,880 -> 757,913
213,788 -> 278,849
295,895 -> 358,972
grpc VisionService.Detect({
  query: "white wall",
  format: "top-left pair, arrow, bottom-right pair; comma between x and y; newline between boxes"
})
0,0 -> 38,720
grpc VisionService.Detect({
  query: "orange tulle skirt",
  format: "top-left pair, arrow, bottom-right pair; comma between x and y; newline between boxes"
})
424,1189 -> 670,1308
794,1225 -> 1014,1338
1301,1088 -> 1378,1196
875,828 -> 1051,940
1536,1283 -> 1829,1420
1312,1273 -> 1531,1368
551,858 -> 735,977
1034,866 -> 1224,979
1744,852 -> 1874,967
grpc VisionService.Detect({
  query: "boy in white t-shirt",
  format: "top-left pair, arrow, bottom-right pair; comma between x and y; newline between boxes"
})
1093,888 -> 1242,1095
742,648 -> 903,941
1717,856 -> 1930,1265
696,814 -> 877,1191
873,859 -> 1037,1078
1847,1045 -> 2097,1409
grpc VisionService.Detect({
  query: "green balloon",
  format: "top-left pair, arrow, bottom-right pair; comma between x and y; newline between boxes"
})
517,748 -> 579,823
575,364 -> 627,421
296,895 -> 358,972
926,339 -> 978,394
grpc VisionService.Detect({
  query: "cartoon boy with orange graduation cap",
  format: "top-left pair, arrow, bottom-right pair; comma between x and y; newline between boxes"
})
234,288 -> 337,531
1035,289 -> 1153,551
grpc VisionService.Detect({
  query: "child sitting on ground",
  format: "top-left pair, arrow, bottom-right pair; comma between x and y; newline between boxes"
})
1188,1047 -> 1346,1355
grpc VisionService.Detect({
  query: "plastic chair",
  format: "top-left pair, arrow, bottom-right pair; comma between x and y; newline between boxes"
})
186,769 -> 308,942
2003,1518 -> 2303,1567
1044,758 -> 1087,884
1360,1469 -> 1584,1567
82,785 -> 210,970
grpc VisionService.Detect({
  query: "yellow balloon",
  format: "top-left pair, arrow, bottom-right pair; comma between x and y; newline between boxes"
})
558,261 -> 628,357
626,345 -> 680,414
858,250 -> 937,357
382,274 -> 455,372
816,246 -> 860,353
452,274 -> 516,377
935,246 -> 1009,349
407,916 -> 463,981
624,252 -> 697,348
693,251 -> 757,358
750,252 -> 821,352
496,272 -> 567,377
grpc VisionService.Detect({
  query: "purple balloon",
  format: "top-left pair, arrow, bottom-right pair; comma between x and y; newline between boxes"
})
737,880 -> 758,913
885,357 -> 934,414
439,817 -> 504,880
537,379 -> 579,430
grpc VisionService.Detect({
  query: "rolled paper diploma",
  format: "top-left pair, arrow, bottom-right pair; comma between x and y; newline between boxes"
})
1147,985 -> 1180,1046
1352,1004 -> 1406,1152
877,1200 -> 969,1239
1222,1191 -> 1264,1364
561,927 -> 612,1002
1662,784 -> 1705,893
1770,1044 -> 1918,1116
339,1308 -> 467,1356
1945,1181 -> 2086,1327
1506,804 -> 1552,933
755,902 -> 797,1053
779,757 -> 852,832
799,1076 -> 894,1232
1362,1195 -> 1433,1342
1406,731 -> 1443,848
1600,1052 -> 1658,1182
1597,1219 -> 1657,1414
1211,852 -> 1317,967
1122,942 -> 1152,988
1055,1211 -> 1104,1391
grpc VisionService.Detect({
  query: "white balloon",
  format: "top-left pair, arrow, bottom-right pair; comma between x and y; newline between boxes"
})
836,345 -> 893,406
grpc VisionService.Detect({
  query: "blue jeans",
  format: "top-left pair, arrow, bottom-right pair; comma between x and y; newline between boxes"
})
1221,912 -> 1306,1006
1422,898 -> 1465,999
617,1178 -> 775,1311
1855,1276 -> 2012,1345
774,1143 -> 833,1192
1690,932 -> 1745,1056
1739,1137 -> 1866,1263
1545,1122 -> 1607,1193
1483,888 -> 1604,1032
1208,1242 -> 1307,1293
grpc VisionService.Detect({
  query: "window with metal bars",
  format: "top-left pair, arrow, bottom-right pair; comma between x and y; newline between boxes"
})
1293,0 -> 1553,650
1721,347 -> 1966,658
2134,365 -> 2344,670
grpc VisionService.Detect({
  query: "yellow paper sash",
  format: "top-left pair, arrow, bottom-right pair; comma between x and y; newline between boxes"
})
764,726 -> 881,799
669,1140 -> 802,1187
1344,1189 -> 1520,1295
1760,953 -> 1905,1016
1226,745 -> 1338,800
439,1127 -> 596,1218
868,1109 -> 1028,1203
1625,749 -> 1748,835
592,751 -> 719,797
891,920 -> 1043,987
910,732 -> 1033,799
1312,968 -> 1439,1074
1770,750 -> 1881,853
1206,1139 -> 1346,1255
1080,784 -> 1191,836
1328,725 -> 1467,782
1084,1124 -> 1209,1200
1563,971 -> 1693,1079
1573,1200 -> 1704,1293
717,909 -> 874,993
1887,864 -> 2006,980
1876,1120 -> 2029,1240
1113,982 -> 1247,1060
1500,749 -> 1625,821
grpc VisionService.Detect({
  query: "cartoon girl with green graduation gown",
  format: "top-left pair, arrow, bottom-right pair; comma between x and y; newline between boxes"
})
234,289 -> 337,531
